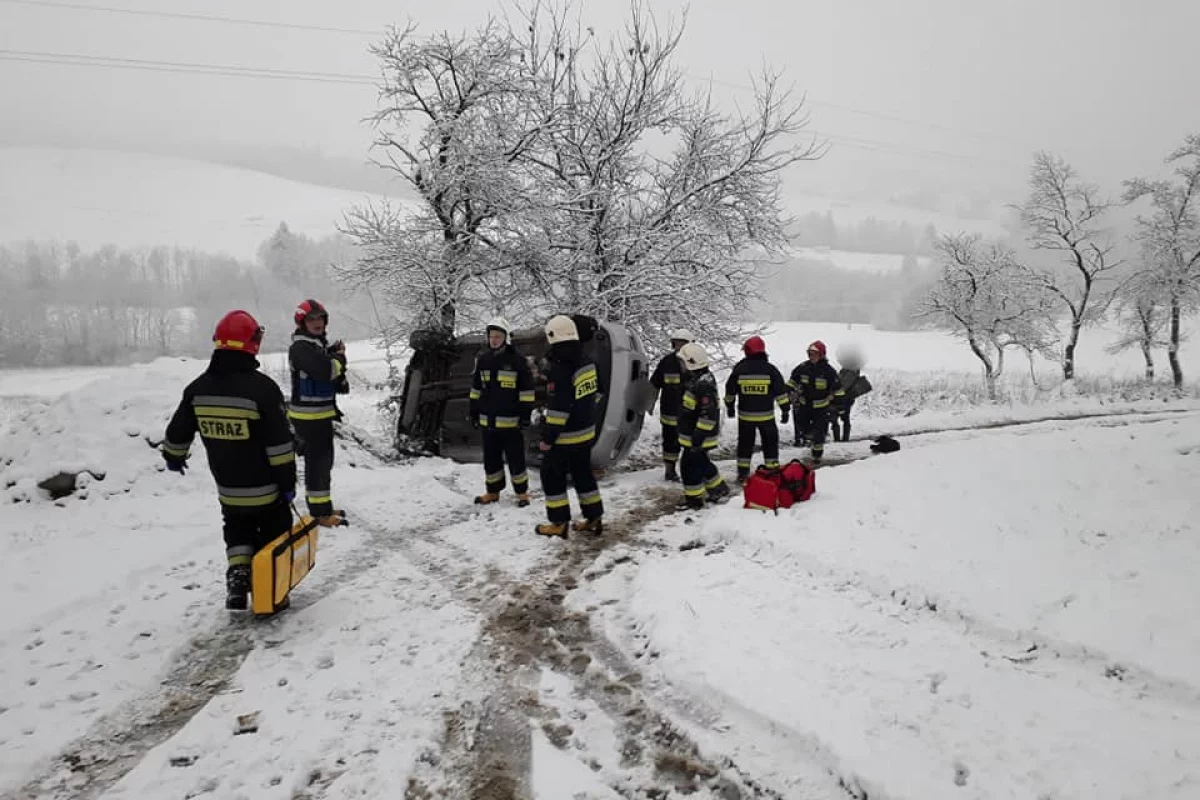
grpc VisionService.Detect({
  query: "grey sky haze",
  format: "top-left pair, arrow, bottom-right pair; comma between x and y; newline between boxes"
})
1,0 -> 1197,211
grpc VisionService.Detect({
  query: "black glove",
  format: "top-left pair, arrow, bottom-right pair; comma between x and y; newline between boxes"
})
294,435 -> 308,457
520,417 -> 530,429
780,408 -> 790,425
725,406 -> 735,419
164,457 -> 188,475
469,416 -> 480,430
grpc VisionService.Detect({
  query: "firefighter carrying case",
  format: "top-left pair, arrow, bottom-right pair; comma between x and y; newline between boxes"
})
250,515 -> 319,615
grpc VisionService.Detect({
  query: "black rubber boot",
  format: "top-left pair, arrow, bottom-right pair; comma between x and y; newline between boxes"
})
225,564 -> 251,611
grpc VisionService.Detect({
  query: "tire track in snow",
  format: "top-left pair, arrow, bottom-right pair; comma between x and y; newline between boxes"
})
7,467 -> 481,800
614,406 -> 1199,473
392,483 -> 854,800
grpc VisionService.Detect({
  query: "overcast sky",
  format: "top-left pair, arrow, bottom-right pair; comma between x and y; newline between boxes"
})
1,0 -> 1197,206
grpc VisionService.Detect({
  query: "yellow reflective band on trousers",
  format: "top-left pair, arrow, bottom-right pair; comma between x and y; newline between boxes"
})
218,484 -> 280,507
556,426 -> 595,445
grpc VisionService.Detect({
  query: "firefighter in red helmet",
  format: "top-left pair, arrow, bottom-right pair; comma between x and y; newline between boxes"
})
723,334 -> 791,483
786,339 -> 843,465
287,299 -> 349,526
160,310 -> 298,611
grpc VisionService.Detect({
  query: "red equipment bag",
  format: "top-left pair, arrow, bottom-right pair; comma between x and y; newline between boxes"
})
742,459 -> 816,513
777,459 -> 815,507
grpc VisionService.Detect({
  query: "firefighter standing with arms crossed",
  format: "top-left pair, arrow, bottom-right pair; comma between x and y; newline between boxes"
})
535,315 -> 604,538
648,329 -> 694,482
787,340 -> 843,465
470,317 -> 536,506
676,342 -> 731,509
723,335 -> 791,483
288,299 -> 348,527
160,310 -> 298,611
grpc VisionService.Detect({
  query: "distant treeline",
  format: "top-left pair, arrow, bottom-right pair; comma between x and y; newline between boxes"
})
0,223 -> 378,368
753,253 -> 935,331
789,212 -> 941,257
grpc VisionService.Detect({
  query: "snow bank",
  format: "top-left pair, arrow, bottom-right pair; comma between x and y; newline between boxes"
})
575,414 -> 1200,799
0,357 -> 212,502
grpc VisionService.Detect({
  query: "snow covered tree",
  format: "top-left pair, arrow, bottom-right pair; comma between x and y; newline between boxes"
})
340,2 -> 819,347
1123,133 -> 1200,388
1017,152 -> 1121,380
502,3 -> 820,346
340,18 -> 545,335
918,233 -> 1058,400
1106,269 -> 1168,381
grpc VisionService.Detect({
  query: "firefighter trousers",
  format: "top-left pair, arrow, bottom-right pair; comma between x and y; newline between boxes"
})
482,428 -> 529,495
293,418 -> 334,517
792,406 -> 829,458
831,406 -> 853,442
681,447 -> 727,498
735,419 -> 780,478
540,444 -> 603,524
660,421 -> 680,466
222,502 -> 292,568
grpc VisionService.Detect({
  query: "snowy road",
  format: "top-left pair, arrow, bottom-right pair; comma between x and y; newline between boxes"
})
2,365 -> 1198,800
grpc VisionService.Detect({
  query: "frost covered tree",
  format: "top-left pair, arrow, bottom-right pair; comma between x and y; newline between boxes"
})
919,233 -> 1058,399
1106,269 -> 1168,381
511,3 -> 821,346
340,2 -> 819,346
1017,152 -> 1121,380
340,18 -> 546,335
1123,133 -> 1200,388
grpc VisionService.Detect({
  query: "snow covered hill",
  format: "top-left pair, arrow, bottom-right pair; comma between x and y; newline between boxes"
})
0,147 -> 409,260
1,350 -> 1198,799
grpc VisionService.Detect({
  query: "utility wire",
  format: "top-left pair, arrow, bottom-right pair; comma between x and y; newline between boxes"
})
0,0 -> 380,36
4,0 -> 1036,151
0,47 -> 1025,168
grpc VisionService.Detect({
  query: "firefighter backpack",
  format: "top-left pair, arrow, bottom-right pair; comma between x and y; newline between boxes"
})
742,459 -> 816,513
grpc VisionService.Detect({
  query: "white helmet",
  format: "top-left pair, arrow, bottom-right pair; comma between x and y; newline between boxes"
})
669,329 -> 695,343
544,314 -> 579,344
678,342 -> 710,371
486,316 -> 511,343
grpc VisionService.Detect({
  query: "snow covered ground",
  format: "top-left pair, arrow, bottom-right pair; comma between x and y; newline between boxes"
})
2,336 -> 1199,799
0,147 -> 404,259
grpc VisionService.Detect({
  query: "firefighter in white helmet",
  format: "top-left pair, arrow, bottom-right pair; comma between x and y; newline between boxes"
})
469,317 -> 536,506
648,329 -> 694,482
534,314 -> 604,538
675,342 -> 731,510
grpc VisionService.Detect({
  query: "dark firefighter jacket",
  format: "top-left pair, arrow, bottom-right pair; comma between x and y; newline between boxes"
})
161,349 -> 297,511
649,352 -> 685,426
834,368 -> 872,410
288,332 -> 347,423
788,359 -> 844,409
723,353 -> 791,423
470,344 -> 536,429
678,370 -> 721,450
540,344 -> 600,448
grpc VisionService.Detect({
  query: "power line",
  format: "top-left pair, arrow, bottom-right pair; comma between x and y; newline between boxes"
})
695,74 -> 1039,153
0,48 -> 1023,168
5,0 -> 1040,154
6,0 -> 1033,150
0,48 -> 377,85
0,0 -> 379,36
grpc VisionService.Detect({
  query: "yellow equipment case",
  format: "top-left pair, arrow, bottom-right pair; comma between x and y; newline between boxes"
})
250,515 -> 319,615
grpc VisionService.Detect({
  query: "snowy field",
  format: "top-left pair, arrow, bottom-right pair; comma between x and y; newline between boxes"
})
0,148 -> 406,260
1,323 -> 1199,799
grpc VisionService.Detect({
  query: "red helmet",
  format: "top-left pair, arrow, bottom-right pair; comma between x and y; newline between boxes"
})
294,298 -> 328,328
213,310 -> 264,356
807,340 -> 827,358
742,335 -> 766,356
